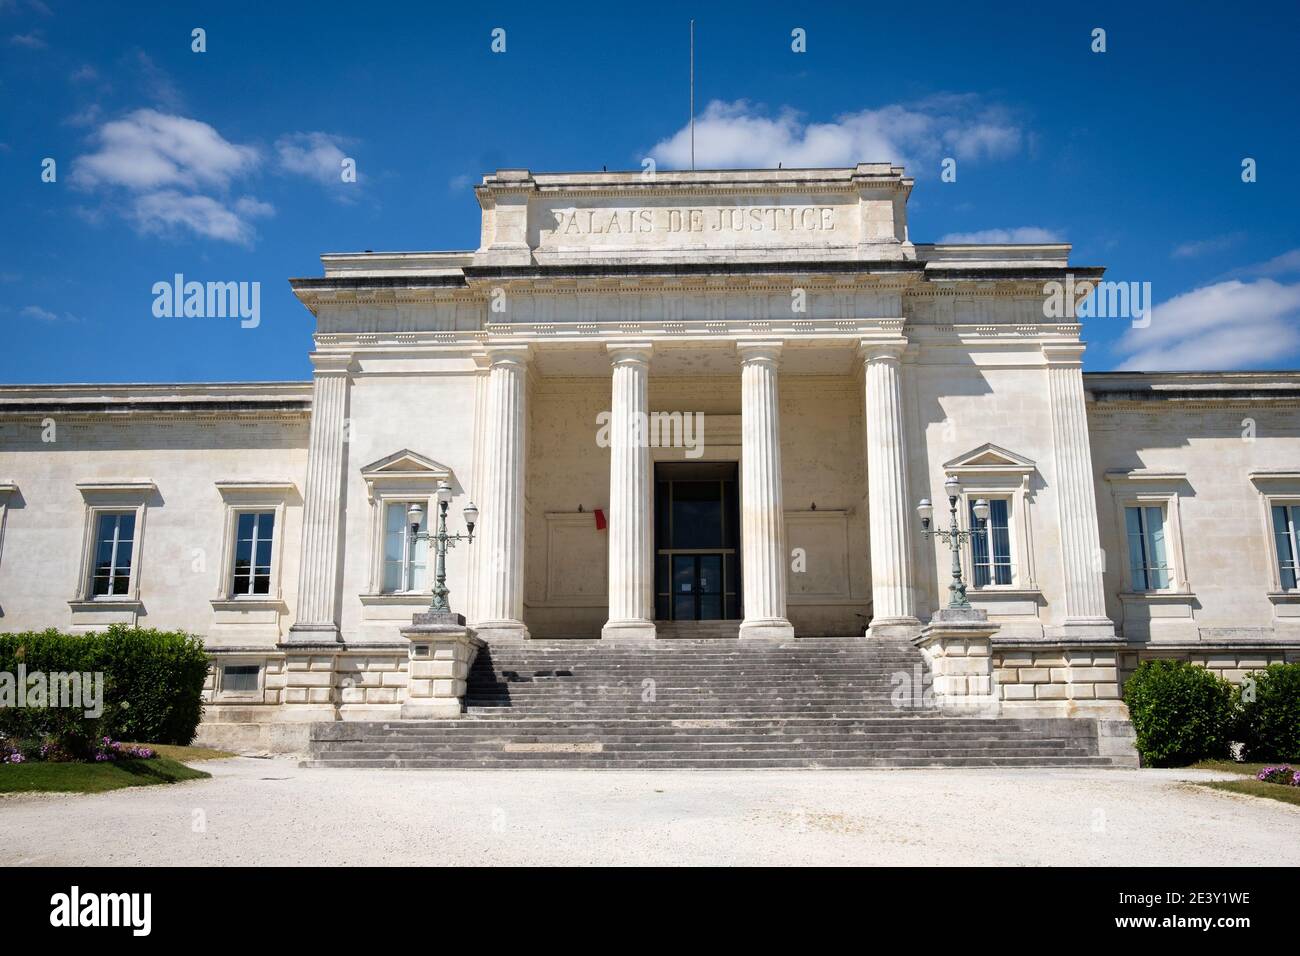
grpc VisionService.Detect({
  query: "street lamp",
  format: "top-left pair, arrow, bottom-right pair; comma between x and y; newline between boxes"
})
917,475 -> 989,609
408,480 -> 477,615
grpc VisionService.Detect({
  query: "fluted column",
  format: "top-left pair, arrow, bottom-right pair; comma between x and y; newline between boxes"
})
603,344 -> 656,641
287,352 -> 354,643
472,346 -> 531,641
1044,344 -> 1114,635
860,339 -> 920,638
737,342 -> 794,641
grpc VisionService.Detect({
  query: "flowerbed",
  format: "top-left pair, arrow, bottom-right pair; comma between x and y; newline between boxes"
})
1255,765 -> 1300,787
2,735 -> 157,765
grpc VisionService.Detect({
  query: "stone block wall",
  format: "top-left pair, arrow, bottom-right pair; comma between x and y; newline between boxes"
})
991,646 -> 1125,718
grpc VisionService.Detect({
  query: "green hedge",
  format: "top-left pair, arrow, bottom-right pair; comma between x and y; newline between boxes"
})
1239,663 -> 1300,762
0,626 -> 208,746
1123,660 -> 1238,767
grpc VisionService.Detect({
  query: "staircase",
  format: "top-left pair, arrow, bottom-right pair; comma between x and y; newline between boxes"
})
303,637 -> 1129,768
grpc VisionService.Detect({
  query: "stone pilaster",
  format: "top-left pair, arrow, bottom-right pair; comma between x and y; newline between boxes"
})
1043,344 -> 1114,637
473,346 -> 531,641
860,339 -> 920,637
603,344 -> 656,641
737,342 -> 794,641
286,352 -> 353,643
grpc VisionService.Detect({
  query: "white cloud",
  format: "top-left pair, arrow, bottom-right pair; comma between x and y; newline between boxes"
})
276,131 -> 357,192
1243,248 -> 1300,277
648,96 -> 1022,171
1170,232 -> 1244,259
9,30 -> 45,49
938,227 -> 1063,244
70,110 -> 273,244
19,305 -> 59,322
72,109 -> 259,191
1115,278 -> 1300,371
130,191 -> 274,246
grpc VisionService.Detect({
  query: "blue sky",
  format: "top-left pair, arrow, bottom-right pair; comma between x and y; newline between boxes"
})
2,0 -> 1298,382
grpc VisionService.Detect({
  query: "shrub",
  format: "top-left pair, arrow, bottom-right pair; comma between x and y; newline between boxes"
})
1123,660 -> 1239,767
1239,663 -> 1300,762
0,626 -> 208,745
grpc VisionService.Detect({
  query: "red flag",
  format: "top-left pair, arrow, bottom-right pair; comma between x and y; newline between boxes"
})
594,508 -> 607,530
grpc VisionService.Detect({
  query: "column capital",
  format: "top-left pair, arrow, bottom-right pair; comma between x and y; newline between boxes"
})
1042,343 -> 1086,367
483,344 -> 532,368
607,342 -> 654,366
858,336 -> 909,364
736,340 -> 784,365
309,351 -> 356,375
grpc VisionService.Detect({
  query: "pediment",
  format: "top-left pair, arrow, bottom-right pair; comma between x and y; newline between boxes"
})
360,449 -> 451,478
944,443 -> 1036,473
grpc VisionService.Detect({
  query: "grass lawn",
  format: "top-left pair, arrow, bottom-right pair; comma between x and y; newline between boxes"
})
1204,779 -> 1300,808
1190,759 -> 1274,776
0,755 -> 210,794
121,742 -> 234,762
0,743 -> 233,794
1188,759 -> 1300,808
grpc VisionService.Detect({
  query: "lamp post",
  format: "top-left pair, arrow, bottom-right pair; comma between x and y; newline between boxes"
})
407,480 -> 477,616
916,475 -> 989,609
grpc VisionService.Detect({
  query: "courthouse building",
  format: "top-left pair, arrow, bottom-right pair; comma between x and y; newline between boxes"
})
1,164 -> 1298,749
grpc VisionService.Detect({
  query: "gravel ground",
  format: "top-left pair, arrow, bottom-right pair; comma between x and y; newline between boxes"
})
1,759 -> 1296,866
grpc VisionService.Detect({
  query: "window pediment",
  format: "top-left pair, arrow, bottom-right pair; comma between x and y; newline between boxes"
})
944,443 -> 1036,475
361,449 -> 453,498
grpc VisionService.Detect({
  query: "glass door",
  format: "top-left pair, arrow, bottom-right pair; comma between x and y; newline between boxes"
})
655,462 -> 740,621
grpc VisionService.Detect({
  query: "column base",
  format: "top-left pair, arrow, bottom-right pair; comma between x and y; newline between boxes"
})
739,618 -> 795,641
601,619 -> 657,642
472,620 -> 531,642
285,623 -> 341,644
867,616 -> 922,640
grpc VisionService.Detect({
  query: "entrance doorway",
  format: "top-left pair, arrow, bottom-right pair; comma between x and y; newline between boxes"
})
654,462 -> 740,621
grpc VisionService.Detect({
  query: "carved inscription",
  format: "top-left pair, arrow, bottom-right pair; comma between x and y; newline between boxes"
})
550,206 -> 838,237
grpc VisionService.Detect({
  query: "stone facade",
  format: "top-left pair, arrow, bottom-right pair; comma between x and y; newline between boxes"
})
1,165 -> 1298,744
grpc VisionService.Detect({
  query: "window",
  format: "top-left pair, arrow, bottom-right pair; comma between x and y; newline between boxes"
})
970,498 -> 1012,587
1272,504 -> 1300,591
383,502 -> 427,593
221,664 -> 261,693
231,511 -> 275,596
1125,505 -> 1170,591
92,512 -> 136,597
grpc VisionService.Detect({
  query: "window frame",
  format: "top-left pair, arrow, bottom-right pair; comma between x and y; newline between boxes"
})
214,659 -> 264,703
1124,503 -> 1172,592
89,510 -> 139,598
967,495 -> 1014,589
1104,472 -> 1192,597
229,509 -> 278,598
213,482 -> 294,605
1250,472 -> 1300,596
0,483 -> 16,590
381,498 -> 430,595
359,449 -> 452,604
941,446 -> 1040,601
72,482 -> 154,605
1270,501 -> 1300,592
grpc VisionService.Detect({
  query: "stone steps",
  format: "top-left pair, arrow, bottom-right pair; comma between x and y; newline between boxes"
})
304,636 -> 1134,769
